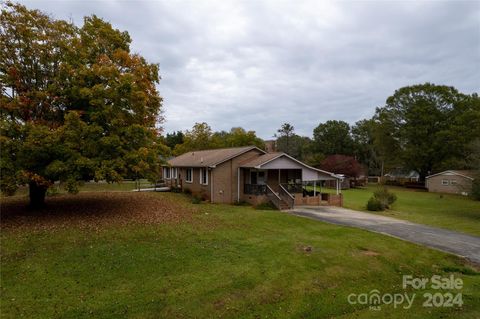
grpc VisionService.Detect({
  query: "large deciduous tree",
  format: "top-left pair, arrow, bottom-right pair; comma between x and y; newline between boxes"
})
277,134 -> 312,161
173,122 -> 215,155
374,83 -> 479,181
165,131 -> 184,150
219,127 -> 265,149
313,120 -> 354,156
173,123 -> 265,155
351,119 -> 382,176
0,2 -> 164,207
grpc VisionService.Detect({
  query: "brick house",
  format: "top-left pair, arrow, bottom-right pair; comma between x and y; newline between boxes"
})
425,170 -> 476,195
162,146 -> 342,209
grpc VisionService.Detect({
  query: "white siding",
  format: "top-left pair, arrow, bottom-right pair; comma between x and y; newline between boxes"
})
260,156 -> 337,181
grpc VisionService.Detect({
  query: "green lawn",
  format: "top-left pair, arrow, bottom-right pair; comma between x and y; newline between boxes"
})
1,192 -> 479,318
336,185 -> 480,236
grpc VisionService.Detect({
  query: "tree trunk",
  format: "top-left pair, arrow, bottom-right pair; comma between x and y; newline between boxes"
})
29,182 -> 47,209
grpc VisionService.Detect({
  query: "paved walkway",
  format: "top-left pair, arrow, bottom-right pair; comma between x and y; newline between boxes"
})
290,206 -> 480,265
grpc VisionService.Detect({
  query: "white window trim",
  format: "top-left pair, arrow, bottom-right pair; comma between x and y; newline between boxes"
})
171,167 -> 177,179
441,179 -> 449,186
164,167 -> 171,179
185,168 -> 193,183
200,167 -> 208,185
450,179 -> 457,185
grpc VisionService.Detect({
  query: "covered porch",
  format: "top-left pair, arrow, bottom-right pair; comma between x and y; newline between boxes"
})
238,153 -> 342,209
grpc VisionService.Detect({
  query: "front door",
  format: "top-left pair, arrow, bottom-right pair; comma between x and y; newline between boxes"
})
250,170 -> 267,185
257,171 -> 266,185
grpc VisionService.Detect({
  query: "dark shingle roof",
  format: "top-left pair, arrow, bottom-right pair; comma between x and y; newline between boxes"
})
167,146 -> 264,167
239,153 -> 283,167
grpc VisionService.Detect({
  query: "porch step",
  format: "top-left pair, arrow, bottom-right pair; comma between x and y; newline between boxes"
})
278,200 -> 291,210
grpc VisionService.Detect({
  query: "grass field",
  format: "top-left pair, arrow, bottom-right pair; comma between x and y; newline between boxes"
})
1,192 -> 479,318
334,185 -> 480,236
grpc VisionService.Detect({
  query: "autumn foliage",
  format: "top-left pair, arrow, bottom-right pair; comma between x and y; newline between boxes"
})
320,154 -> 363,178
0,2 -> 165,207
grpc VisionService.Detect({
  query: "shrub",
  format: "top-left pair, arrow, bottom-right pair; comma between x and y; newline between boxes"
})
171,186 -> 182,193
191,196 -> 201,204
233,200 -> 249,206
366,187 -> 397,211
367,197 -> 384,211
472,175 -> 480,200
46,185 -> 60,197
183,188 -> 192,195
255,201 -> 277,210
373,187 -> 397,209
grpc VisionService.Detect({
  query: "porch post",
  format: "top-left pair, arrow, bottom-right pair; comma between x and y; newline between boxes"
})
313,181 -> 316,196
336,179 -> 339,195
278,169 -> 280,185
211,168 -> 214,203
237,167 -> 240,202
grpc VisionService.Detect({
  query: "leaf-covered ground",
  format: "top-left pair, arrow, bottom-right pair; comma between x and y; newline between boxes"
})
1,192 -> 197,232
1,192 -> 479,318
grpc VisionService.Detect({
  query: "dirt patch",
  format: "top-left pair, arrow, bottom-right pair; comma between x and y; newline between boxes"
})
296,244 -> 314,254
360,250 -> 380,256
1,192 -> 198,232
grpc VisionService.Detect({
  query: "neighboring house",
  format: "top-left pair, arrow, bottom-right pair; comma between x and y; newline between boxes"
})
384,168 -> 420,183
162,146 -> 342,209
324,175 -> 350,190
426,170 -> 476,195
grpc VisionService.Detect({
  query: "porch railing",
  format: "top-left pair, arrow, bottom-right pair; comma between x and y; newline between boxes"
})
279,184 -> 295,209
244,184 -> 267,195
280,183 -> 303,194
266,184 -> 282,209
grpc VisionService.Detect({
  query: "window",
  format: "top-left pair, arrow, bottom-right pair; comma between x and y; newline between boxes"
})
257,171 -> 266,185
185,168 -> 193,183
200,168 -> 208,185
441,179 -> 449,186
171,167 -> 177,179
250,171 -> 257,185
163,167 -> 171,179
250,170 -> 267,185
450,179 -> 457,185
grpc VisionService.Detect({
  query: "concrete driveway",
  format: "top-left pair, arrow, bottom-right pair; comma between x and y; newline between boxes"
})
290,206 -> 480,265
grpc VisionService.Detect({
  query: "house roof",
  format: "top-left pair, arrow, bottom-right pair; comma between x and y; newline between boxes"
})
426,170 -> 476,180
240,152 -> 340,179
384,168 -> 419,178
239,152 -> 283,167
167,146 -> 265,168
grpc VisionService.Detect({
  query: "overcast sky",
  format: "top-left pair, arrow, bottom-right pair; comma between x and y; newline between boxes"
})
20,0 -> 480,138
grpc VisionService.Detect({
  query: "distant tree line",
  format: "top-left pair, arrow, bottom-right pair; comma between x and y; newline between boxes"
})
163,123 -> 265,156
275,83 -> 480,181
165,83 -> 480,183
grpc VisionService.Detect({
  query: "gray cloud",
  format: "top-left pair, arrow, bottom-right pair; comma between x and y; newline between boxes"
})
20,0 -> 480,138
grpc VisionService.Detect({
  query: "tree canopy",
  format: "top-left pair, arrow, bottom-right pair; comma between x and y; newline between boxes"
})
271,84 -> 478,182
313,120 -> 354,156
320,155 -> 363,178
0,2 -> 164,207
373,83 -> 480,180
170,123 -> 264,155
